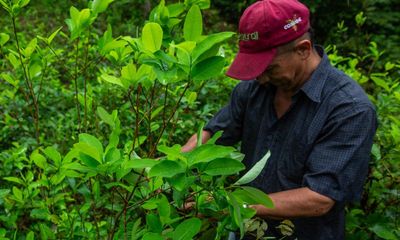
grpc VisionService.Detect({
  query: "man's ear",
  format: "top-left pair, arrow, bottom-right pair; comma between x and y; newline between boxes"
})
295,39 -> 312,59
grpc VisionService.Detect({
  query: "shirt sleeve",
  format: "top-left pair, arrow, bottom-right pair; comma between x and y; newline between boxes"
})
204,82 -> 248,146
302,103 -> 378,203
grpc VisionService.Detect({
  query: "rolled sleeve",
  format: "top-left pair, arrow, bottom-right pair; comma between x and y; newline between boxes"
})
303,104 -> 377,203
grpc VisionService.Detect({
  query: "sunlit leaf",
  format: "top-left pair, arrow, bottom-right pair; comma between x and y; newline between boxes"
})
235,151 -> 270,185
172,218 -> 202,240
142,22 -> 163,53
183,5 -> 202,41
204,158 -> 245,176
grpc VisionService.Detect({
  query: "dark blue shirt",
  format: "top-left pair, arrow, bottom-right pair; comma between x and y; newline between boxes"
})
204,46 -> 377,240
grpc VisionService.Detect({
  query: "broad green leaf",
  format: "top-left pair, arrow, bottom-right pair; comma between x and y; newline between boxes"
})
91,0 -> 114,14
29,63 -> 42,79
186,143 -> 235,166
26,231 -> 34,240
146,213 -> 163,233
172,218 -> 202,240
143,233 -> 163,240
104,147 -> 120,163
206,131 -> 223,145
79,133 -> 103,155
123,158 -> 158,169
74,143 -> 101,164
235,151 -> 270,185
142,22 -> 163,53
167,173 -> 189,192
204,158 -> 245,176
240,186 -> 274,208
149,160 -> 185,178
184,0 -> 210,9
12,186 -> 23,202
101,73 -> 124,87
31,150 -> 47,170
369,224 -> 397,240
97,106 -> 114,126
227,191 -> 244,238
191,56 -> 225,82
158,194 -> 171,224
167,3 -> 185,17
0,33 -> 9,46
192,32 -> 235,62
157,144 -> 186,161
43,146 -> 62,166
121,62 -> 137,84
183,5 -> 202,41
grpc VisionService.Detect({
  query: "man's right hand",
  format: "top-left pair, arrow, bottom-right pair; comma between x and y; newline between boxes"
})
181,130 -> 212,152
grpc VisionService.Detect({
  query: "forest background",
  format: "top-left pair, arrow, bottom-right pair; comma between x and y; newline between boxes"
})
0,0 -> 399,239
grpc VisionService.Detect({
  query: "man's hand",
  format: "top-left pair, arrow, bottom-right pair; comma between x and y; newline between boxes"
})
181,130 -> 212,152
250,187 -> 335,219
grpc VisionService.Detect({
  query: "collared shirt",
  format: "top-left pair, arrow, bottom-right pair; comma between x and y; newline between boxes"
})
204,46 -> 377,240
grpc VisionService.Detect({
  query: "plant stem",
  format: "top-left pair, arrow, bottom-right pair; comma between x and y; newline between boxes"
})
74,38 -> 81,133
12,15 -> 40,144
149,81 -> 191,157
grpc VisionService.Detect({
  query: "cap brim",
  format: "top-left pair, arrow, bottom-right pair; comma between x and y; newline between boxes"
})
226,48 -> 277,80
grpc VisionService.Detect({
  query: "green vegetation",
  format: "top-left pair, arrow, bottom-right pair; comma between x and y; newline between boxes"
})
0,0 -> 399,239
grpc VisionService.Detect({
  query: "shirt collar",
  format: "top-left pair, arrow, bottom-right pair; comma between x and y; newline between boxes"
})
300,45 -> 331,103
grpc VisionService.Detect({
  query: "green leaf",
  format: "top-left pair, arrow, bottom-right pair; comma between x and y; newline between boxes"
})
74,143 -> 101,164
0,0 -> 11,13
12,186 -> 23,202
131,218 -> 144,240
26,231 -> 34,240
79,133 -> 103,156
192,32 -> 235,63
101,73 -> 124,88
191,56 -> 225,82
204,158 -> 245,176
43,146 -> 62,166
29,63 -> 42,79
227,191 -> 244,238
235,151 -> 270,185
149,160 -> 185,178
3,177 -> 24,185
142,233 -> 163,240
91,0 -> 114,14
142,22 -> 163,53
146,214 -> 163,233
123,158 -> 158,169
31,150 -> 48,170
121,62 -> 137,85
157,144 -> 186,161
47,26 -> 63,44
183,5 -> 202,41
240,186 -> 274,208
172,218 -> 202,240
97,106 -> 114,126
186,144 -> 235,166
370,75 -> 390,92
158,194 -> 171,224
369,224 -> 398,240
23,38 -> 37,58
0,33 -> 10,46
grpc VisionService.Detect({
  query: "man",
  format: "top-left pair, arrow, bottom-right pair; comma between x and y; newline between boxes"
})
182,0 -> 377,239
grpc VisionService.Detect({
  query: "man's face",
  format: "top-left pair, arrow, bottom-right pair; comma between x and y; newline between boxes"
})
256,46 -> 303,91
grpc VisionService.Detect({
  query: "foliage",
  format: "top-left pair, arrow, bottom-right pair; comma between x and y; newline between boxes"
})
0,0 -> 273,239
0,0 -> 399,239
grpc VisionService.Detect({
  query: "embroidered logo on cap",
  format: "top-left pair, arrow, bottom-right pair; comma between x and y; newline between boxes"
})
284,15 -> 302,31
238,32 -> 259,41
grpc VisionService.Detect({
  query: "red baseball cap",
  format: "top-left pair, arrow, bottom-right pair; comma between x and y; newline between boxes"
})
226,0 -> 310,80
